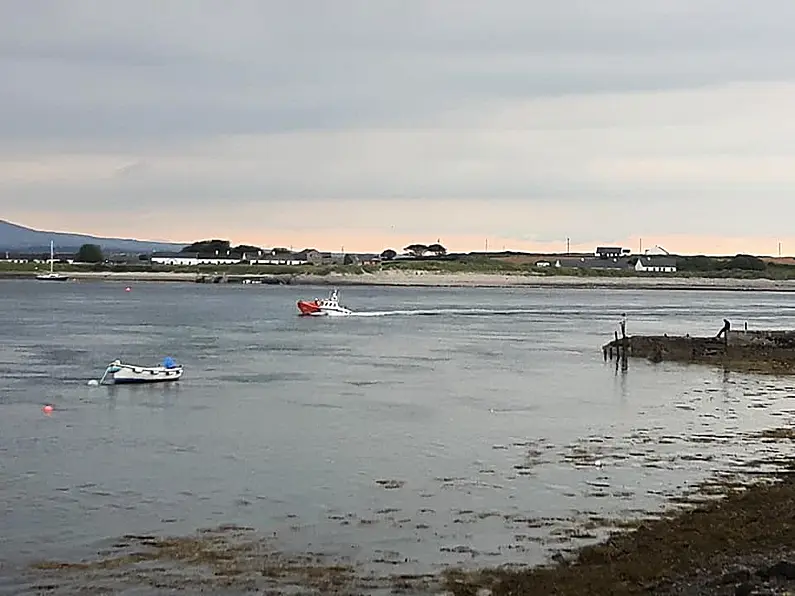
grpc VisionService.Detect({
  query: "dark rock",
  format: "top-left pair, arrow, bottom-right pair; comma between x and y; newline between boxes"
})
721,566 -> 752,584
734,582 -> 754,596
758,559 -> 795,580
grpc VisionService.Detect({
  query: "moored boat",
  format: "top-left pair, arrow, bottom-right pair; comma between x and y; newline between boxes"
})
98,357 -> 184,385
36,240 -> 69,282
297,288 -> 352,316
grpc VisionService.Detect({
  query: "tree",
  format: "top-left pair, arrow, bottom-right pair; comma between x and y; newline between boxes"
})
234,244 -> 264,254
427,243 -> 447,256
76,244 -> 103,263
403,244 -> 428,257
677,255 -> 719,272
181,239 -> 230,254
380,249 -> 397,260
725,254 -> 766,271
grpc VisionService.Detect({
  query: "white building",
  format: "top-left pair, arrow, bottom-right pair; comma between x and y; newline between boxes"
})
150,255 -> 241,266
149,248 -> 322,267
634,256 -> 677,273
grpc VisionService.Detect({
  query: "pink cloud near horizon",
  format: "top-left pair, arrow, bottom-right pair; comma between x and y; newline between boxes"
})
5,211 -> 793,257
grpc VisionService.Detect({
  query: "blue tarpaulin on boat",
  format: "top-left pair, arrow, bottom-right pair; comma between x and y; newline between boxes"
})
163,357 -> 177,369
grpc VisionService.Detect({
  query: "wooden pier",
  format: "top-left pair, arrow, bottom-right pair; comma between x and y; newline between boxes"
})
603,326 -> 795,373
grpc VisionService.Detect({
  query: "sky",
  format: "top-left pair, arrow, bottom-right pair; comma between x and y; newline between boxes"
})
2,1 -> 795,255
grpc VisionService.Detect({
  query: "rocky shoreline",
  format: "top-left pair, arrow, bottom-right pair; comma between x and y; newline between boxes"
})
447,446 -> 795,596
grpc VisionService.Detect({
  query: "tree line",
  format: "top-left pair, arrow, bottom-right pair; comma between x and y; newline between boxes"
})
379,243 -> 447,260
676,254 -> 768,272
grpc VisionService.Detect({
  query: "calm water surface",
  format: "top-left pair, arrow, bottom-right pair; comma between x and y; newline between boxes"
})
2,281 -> 795,592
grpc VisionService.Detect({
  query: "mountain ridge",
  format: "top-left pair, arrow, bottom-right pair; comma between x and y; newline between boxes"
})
0,219 -> 187,253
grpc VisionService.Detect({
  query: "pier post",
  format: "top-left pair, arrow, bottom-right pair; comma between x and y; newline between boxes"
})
620,318 -> 628,360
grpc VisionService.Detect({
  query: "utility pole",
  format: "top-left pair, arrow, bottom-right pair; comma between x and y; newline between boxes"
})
485,238 -> 489,252
639,238 -> 643,254
566,237 -> 570,254
779,241 -> 782,257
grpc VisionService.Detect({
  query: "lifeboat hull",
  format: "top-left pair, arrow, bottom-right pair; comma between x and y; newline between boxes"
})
297,300 -> 323,315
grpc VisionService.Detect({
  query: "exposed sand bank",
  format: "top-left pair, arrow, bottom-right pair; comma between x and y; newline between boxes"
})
6,268 -> 795,290
301,270 -> 795,290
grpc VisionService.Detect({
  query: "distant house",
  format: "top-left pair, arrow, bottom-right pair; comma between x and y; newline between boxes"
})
534,260 -> 552,268
149,247 -> 335,267
558,256 -> 632,270
634,256 -> 677,273
345,253 -> 380,265
1,252 -> 32,263
251,248 -> 332,266
250,249 -> 305,266
595,246 -> 631,259
150,252 -> 242,266
106,253 -> 142,265
294,249 -> 333,265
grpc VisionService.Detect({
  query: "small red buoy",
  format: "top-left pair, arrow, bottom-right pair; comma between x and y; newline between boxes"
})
42,405 -> 53,414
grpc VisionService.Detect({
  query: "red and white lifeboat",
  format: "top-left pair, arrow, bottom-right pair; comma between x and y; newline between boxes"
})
296,289 -> 352,316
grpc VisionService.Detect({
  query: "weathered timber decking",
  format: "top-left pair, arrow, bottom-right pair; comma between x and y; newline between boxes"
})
603,330 -> 795,373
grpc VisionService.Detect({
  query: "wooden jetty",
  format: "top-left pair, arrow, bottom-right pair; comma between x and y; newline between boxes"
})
603,325 -> 795,373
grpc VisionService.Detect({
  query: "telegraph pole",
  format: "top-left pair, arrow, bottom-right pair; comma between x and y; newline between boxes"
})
566,237 -> 570,254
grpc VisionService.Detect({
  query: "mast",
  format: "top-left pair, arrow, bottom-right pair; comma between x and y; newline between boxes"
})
50,240 -> 54,274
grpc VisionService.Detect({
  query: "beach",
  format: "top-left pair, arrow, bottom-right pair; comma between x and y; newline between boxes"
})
6,268 -> 795,291
300,270 -> 795,291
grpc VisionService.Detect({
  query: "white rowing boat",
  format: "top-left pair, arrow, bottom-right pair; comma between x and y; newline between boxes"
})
98,357 -> 183,385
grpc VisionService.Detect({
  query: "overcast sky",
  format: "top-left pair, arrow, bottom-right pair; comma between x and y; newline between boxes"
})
2,0 -> 795,253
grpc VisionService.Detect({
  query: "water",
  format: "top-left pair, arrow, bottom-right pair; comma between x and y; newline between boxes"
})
2,280 -> 795,593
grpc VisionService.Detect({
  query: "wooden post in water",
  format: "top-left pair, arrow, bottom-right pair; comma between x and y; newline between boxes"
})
620,316 -> 628,363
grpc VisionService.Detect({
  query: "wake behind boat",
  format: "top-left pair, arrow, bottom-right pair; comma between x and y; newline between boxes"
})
95,357 -> 184,385
297,288 -> 352,316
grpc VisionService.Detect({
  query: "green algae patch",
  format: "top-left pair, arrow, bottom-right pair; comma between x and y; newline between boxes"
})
29,525 -> 363,594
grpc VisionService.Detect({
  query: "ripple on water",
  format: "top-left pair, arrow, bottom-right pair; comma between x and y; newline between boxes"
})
6,286 -> 795,593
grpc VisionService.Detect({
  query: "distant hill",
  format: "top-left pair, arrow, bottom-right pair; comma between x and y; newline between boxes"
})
0,219 -> 187,253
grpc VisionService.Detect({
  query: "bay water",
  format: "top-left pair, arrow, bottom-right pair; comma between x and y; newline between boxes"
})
2,280 -> 795,592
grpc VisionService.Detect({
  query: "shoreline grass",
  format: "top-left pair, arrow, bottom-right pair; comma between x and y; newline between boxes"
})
8,266 -> 795,292
7,257 -> 795,280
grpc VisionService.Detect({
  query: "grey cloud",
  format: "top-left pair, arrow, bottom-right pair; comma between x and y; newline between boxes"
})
2,0 -> 795,143
4,0 -> 795,245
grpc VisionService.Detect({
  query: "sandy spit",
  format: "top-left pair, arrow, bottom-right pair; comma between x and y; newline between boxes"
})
5,269 -> 795,291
